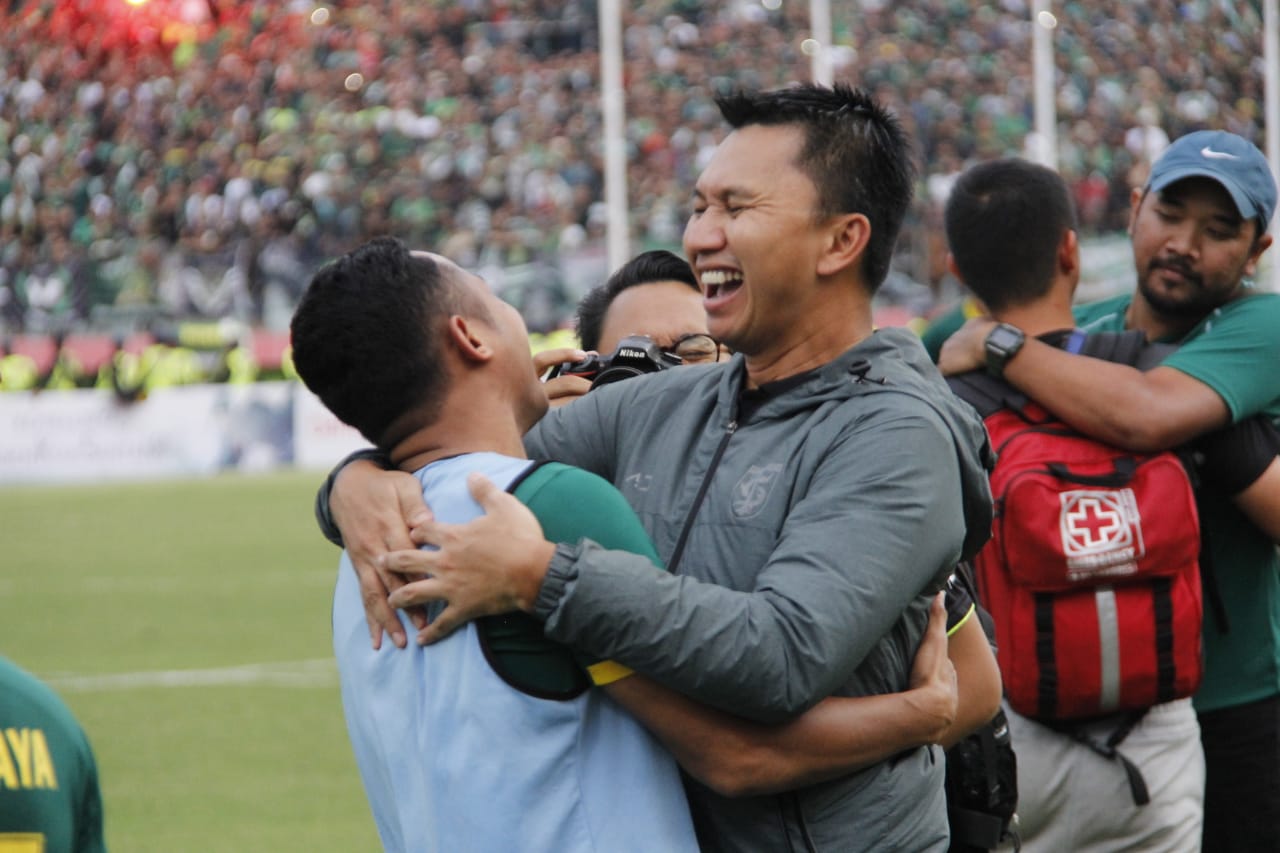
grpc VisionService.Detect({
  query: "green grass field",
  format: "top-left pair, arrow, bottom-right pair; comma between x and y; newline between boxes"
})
0,471 -> 381,852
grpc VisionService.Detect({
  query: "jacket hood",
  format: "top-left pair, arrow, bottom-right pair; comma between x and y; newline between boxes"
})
717,327 -> 995,561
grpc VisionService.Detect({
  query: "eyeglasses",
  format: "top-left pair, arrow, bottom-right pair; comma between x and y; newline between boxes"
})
667,333 -> 721,365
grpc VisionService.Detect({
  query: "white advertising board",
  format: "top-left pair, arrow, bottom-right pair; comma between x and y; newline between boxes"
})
0,383 -> 298,485
291,387 -> 369,471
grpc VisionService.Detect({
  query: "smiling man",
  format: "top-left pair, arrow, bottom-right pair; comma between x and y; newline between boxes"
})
321,85 -> 994,852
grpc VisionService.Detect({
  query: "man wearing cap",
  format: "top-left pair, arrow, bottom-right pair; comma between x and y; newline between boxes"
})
940,129 -> 1280,852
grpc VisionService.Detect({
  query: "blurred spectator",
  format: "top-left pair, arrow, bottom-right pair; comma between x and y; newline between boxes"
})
0,0 -> 1265,344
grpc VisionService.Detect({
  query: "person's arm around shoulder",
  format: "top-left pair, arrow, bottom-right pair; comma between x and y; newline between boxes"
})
315,347 -> 597,649
387,398 -> 973,721
322,451 -> 431,649
515,471 -> 966,796
938,317 -> 1229,450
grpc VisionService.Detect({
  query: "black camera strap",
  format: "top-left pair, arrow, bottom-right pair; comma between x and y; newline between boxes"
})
666,416 -> 738,575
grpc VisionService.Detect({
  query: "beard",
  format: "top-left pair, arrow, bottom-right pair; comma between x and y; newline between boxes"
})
1137,258 -> 1239,319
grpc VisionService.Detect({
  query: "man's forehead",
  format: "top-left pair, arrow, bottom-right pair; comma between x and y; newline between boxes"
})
599,280 -> 707,350
695,125 -> 802,194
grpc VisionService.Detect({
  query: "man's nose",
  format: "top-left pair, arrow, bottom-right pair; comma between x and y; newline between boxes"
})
683,209 -> 726,259
1164,221 -> 1199,258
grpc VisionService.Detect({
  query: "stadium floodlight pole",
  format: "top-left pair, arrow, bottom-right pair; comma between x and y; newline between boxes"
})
1266,0 -> 1279,291
1031,0 -> 1059,169
599,0 -> 630,272
809,0 -> 833,86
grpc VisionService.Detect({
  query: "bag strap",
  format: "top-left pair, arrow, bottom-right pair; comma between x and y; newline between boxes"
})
1051,711 -> 1151,807
948,371 -> 1034,421
1198,518 -> 1230,634
1072,328 -> 1168,368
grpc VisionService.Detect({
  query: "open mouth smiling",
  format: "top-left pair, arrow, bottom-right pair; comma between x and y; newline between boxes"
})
700,269 -> 744,302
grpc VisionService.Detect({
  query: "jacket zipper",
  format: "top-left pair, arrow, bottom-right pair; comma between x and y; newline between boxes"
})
666,418 -> 737,575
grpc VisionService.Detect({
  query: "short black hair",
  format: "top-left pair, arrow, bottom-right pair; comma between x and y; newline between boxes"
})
715,83 -> 915,291
574,250 -> 698,352
944,158 -> 1078,313
290,237 -> 481,450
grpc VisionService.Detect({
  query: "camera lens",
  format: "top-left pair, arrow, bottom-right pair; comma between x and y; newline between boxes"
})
590,365 -> 650,388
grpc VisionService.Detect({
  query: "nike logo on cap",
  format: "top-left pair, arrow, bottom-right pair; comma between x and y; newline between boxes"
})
1201,146 -> 1239,160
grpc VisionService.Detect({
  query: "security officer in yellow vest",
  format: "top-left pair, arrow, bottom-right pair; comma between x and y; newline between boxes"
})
0,341 -> 38,391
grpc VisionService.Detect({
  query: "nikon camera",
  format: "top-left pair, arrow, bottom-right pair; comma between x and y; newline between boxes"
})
548,335 -> 682,389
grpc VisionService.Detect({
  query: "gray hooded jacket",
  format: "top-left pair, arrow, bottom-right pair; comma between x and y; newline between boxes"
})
525,327 -> 994,852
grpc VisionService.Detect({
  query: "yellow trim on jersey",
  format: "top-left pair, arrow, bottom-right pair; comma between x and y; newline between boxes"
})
0,834 -> 46,853
587,660 -> 635,686
947,603 -> 976,638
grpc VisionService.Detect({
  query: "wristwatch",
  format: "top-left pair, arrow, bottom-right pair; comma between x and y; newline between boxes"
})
983,323 -> 1026,377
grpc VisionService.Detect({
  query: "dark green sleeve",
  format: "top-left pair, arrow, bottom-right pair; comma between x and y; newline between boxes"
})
516,462 -> 663,569
478,462 -> 665,698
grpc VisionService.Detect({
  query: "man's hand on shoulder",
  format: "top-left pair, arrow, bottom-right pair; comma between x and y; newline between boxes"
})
383,472 -> 557,645
937,317 -> 998,376
332,458 -> 432,649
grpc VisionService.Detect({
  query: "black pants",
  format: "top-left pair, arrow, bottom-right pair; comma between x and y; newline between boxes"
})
1199,694 -> 1280,853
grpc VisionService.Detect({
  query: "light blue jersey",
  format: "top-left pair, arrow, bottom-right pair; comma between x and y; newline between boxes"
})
333,452 -> 698,853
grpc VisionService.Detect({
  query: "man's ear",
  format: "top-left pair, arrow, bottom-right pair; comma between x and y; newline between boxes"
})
816,212 -> 872,278
1126,186 -> 1144,237
945,252 -> 964,284
1059,228 -> 1080,278
1244,232 -> 1274,279
446,315 -> 494,364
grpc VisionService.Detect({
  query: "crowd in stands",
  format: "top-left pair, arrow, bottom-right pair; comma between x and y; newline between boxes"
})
0,0 -> 1266,386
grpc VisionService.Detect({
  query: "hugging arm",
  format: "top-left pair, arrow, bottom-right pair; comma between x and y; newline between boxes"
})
943,609 -> 1003,749
605,594 -> 958,797
940,299 -> 1280,452
380,405 -> 972,722
313,350 -> 605,648
939,318 -> 1229,450
607,594 -> 1000,797
318,452 -> 429,649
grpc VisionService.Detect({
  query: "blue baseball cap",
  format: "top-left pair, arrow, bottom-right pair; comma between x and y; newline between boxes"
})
1146,130 -> 1277,229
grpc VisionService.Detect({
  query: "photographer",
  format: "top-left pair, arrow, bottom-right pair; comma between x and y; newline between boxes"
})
539,249 -> 723,406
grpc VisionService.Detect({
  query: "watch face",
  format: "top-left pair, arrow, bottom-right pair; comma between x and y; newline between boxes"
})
987,325 -> 1023,353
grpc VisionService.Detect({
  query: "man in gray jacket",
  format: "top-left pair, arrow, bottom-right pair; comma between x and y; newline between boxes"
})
325,84 -> 994,851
